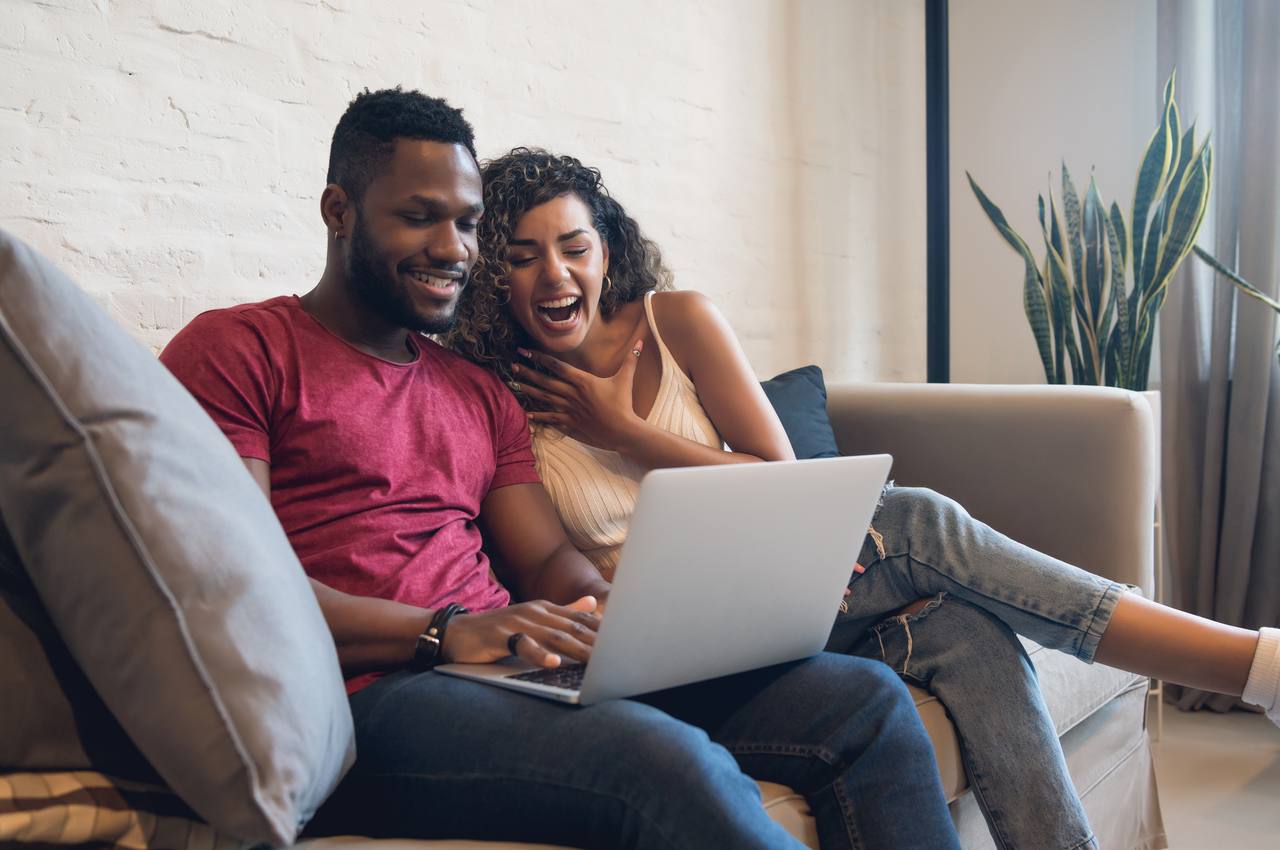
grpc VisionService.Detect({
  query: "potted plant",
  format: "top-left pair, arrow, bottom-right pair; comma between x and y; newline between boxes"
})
967,72 -> 1212,390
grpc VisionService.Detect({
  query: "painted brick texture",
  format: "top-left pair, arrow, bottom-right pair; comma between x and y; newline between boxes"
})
1,0 -> 926,380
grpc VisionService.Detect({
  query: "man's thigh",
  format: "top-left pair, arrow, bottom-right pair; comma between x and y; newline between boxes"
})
307,670 -> 761,844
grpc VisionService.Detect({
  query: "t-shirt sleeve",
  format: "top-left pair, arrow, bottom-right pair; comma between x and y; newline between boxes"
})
488,380 -> 542,492
160,311 -> 276,462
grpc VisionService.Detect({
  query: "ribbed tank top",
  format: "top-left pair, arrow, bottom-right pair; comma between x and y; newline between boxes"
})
531,292 -> 722,579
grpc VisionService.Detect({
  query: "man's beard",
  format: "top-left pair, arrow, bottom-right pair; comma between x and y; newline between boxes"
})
346,218 -> 465,335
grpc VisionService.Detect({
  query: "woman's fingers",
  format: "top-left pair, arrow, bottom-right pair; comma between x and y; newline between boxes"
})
516,381 -> 569,410
527,411 -> 568,427
512,363 -> 575,397
517,347 -> 581,382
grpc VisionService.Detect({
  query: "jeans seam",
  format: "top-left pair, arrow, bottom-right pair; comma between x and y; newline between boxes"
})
357,769 -> 685,850
1065,834 -> 1100,850
1076,581 -> 1126,664
724,744 -> 863,850
887,549 -> 1107,661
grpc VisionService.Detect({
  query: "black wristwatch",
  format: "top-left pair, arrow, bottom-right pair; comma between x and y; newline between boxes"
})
411,602 -> 469,671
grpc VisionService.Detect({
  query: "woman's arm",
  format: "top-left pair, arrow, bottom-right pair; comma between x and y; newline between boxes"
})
614,290 -> 794,469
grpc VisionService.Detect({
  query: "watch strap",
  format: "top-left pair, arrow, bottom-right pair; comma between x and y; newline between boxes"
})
411,602 -> 468,671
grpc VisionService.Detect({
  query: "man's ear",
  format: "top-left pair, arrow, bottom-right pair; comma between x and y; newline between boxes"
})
320,184 -> 353,240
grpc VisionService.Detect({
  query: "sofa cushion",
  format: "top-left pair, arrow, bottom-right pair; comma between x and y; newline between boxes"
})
1019,636 -> 1147,737
0,229 -> 355,845
0,770 -> 246,850
760,366 -> 841,459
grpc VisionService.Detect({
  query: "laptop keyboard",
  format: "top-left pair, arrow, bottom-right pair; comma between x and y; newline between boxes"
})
506,663 -> 586,690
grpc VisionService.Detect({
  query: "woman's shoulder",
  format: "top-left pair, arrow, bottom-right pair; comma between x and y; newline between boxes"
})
646,290 -> 727,366
647,289 -> 721,337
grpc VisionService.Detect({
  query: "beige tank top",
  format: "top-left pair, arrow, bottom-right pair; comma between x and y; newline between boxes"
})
531,292 -> 722,579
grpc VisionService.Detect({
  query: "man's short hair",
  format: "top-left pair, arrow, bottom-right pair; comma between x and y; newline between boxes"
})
326,87 -> 477,202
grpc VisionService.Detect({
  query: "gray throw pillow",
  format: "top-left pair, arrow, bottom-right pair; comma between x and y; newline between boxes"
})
0,229 -> 354,845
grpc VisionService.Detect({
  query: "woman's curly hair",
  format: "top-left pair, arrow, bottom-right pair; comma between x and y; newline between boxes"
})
443,148 -> 673,399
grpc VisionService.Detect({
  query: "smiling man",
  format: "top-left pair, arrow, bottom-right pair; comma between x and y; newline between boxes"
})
159,88 -> 960,849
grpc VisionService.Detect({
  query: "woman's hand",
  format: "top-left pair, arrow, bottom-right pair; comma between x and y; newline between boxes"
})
442,596 -> 601,668
840,563 -> 867,612
514,342 -> 646,451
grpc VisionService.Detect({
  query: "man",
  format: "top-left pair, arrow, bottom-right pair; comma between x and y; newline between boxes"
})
160,88 -> 960,850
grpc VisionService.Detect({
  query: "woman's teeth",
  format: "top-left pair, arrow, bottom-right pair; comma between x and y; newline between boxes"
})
537,296 -> 581,325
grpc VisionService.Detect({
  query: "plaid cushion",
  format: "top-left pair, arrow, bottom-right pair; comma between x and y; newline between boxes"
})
0,772 -> 246,850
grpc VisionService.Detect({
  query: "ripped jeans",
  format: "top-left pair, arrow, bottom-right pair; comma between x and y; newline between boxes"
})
824,486 -> 1129,850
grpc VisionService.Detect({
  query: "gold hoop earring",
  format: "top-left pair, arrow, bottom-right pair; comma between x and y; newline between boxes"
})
603,274 -> 613,294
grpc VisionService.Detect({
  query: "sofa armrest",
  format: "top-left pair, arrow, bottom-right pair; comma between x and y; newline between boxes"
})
826,383 -> 1157,595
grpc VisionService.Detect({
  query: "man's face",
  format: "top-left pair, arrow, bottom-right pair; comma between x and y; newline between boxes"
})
345,139 -> 482,334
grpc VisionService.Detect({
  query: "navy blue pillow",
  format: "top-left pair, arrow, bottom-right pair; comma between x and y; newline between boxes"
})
759,365 -> 840,459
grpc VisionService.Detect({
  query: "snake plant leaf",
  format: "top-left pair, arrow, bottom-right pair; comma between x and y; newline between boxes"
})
1046,189 -> 1087,378
1135,141 -> 1212,375
1083,177 -> 1108,352
1149,138 -> 1213,295
1103,210 -> 1130,388
1042,254 -> 1063,382
1127,201 -> 1167,376
1135,188 -> 1168,317
968,173 -> 1058,381
1131,74 -> 1177,286
1062,164 -> 1086,306
1109,201 -> 1129,271
1194,245 -> 1280,311
1104,324 -> 1122,387
1043,220 -> 1086,383
1169,121 -> 1196,205
1062,166 -> 1100,376
1193,246 -> 1280,364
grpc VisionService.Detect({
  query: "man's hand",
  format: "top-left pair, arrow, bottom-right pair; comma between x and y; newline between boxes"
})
443,596 -> 601,668
513,341 -> 645,451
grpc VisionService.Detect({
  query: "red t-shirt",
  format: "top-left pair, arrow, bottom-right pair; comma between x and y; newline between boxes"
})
160,295 -> 540,692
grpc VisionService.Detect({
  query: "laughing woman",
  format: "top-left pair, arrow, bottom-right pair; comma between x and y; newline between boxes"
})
444,148 -> 1279,850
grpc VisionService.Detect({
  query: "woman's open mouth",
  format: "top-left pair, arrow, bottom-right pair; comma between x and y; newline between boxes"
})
535,296 -> 582,329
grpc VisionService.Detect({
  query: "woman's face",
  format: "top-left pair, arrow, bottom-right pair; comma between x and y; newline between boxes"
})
503,193 -> 609,354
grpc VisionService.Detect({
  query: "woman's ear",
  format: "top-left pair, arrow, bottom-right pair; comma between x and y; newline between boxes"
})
601,239 -> 610,275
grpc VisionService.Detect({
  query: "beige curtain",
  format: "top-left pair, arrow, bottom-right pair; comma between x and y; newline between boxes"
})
1158,0 -> 1280,711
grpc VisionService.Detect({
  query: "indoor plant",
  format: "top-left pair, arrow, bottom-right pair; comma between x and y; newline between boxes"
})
967,72 -> 1212,390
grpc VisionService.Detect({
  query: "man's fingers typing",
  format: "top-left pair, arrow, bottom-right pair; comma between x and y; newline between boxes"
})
512,633 -> 562,668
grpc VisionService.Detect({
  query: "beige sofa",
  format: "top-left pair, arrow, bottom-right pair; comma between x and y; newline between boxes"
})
298,382 -> 1168,850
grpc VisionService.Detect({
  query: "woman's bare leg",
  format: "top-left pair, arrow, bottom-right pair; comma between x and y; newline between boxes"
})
1094,592 -> 1258,694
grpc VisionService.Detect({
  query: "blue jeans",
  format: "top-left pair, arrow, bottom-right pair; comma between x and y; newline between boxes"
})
826,486 -> 1128,850
307,652 -> 961,850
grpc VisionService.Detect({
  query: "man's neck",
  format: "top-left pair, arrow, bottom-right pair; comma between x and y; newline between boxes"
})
301,271 -> 416,363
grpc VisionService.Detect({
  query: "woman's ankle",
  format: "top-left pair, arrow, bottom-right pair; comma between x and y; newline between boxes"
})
1242,628 -> 1280,720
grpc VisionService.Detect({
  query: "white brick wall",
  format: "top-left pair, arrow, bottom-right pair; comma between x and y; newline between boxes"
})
1,0 -> 926,381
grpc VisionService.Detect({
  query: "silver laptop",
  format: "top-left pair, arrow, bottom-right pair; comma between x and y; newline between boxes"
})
437,454 -> 892,705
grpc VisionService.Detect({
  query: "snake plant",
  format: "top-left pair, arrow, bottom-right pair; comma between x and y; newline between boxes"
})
967,72 -> 1212,390
1193,246 -> 1280,362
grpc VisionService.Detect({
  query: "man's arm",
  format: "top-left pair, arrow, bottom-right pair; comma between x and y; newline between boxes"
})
242,459 -> 432,674
478,482 -> 611,606
242,459 -> 600,671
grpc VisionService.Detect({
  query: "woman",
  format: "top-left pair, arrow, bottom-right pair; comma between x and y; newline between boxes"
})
445,148 -> 1279,850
